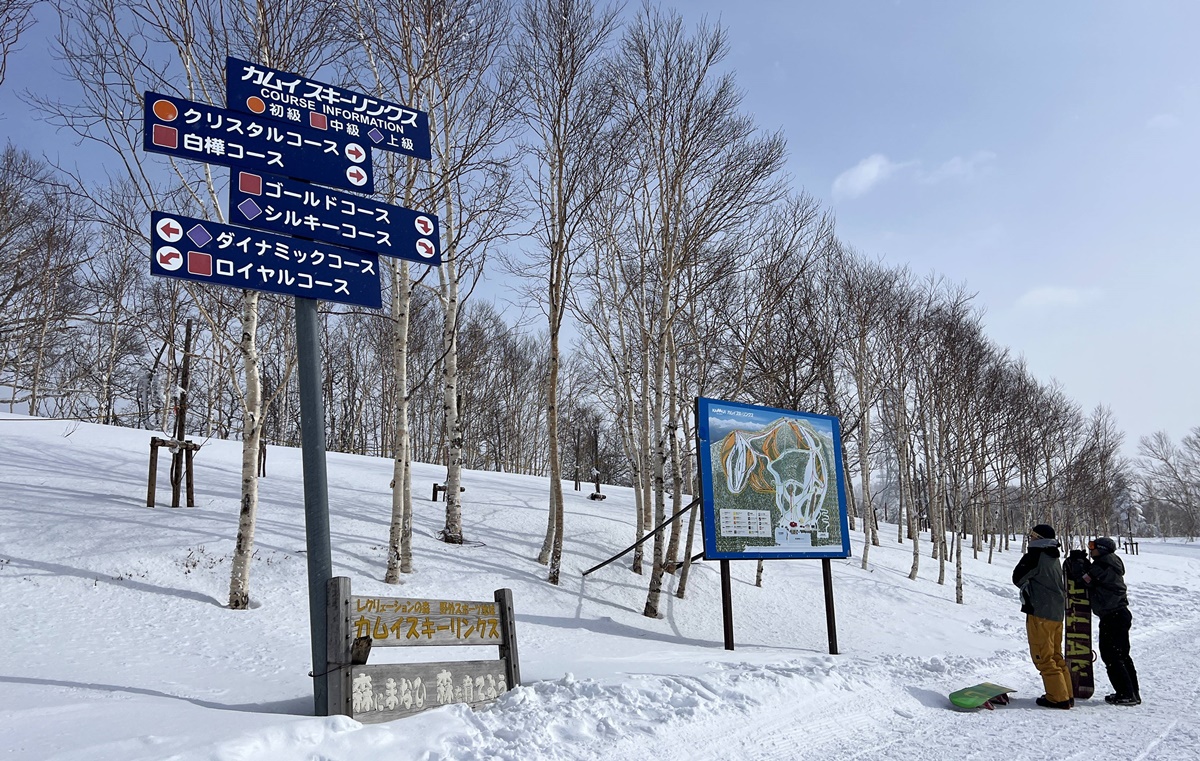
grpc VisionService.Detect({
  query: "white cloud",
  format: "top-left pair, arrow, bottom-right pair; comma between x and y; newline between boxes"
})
831,154 -> 908,200
1014,286 -> 1104,310
918,151 -> 997,184
1146,113 -> 1182,130
833,151 -> 995,199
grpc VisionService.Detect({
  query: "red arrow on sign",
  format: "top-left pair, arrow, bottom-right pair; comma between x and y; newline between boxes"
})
416,239 -> 436,258
347,146 -> 363,161
349,168 -> 364,182
415,216 -> 433,235
160,222 -> 180,237
158,249 -> 181,266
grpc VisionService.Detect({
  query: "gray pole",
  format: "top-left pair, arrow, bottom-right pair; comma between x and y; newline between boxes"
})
295,296 -> 332,715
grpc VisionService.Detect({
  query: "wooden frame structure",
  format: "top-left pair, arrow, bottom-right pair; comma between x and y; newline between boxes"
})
146,437 -> 199,508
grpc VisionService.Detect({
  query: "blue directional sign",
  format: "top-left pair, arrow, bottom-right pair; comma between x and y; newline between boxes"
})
143,92 -> 374,193
149,211 -> 382,308
227,57 -> 431,161
228,170 -> 441,265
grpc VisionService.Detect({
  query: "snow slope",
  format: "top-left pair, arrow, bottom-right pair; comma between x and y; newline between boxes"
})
2,413 -> 1198,760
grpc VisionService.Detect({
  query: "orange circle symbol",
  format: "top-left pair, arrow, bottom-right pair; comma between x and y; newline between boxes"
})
246,96 -> 267,114
152,99 -> 178,121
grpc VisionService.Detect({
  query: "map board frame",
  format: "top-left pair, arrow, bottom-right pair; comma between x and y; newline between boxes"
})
696,397 -> 851,561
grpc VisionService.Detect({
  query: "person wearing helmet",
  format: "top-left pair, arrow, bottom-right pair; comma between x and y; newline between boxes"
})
1085,537 -> 1141,706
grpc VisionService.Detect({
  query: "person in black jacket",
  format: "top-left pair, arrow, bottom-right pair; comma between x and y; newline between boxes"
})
1012,524 -> 1072,709
1085,536 -> 1141,706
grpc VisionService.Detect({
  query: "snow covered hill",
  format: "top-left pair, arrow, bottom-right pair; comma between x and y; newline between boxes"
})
2,413 -> 1198,760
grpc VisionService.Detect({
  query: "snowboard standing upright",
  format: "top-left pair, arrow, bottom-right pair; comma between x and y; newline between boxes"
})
1063,549 -> 1095,699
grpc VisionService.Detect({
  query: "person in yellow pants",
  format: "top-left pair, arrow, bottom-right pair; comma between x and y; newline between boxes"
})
1013,523 -> 1072,708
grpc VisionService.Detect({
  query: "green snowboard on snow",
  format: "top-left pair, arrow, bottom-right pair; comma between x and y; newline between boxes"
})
949,682 -> 1016,710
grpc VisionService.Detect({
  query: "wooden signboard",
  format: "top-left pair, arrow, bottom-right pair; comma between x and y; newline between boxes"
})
348,595 -> 502,646
325,577 -> 520,723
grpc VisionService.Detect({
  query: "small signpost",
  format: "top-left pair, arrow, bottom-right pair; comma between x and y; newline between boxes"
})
228,170 -> 441,264
227,56 -> 432,161
326,577 -> 520,722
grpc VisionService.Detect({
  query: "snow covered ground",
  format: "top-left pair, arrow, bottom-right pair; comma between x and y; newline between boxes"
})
2,413 -> 1198,760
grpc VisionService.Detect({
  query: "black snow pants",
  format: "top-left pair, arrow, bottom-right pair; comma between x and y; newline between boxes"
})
1098,607 -> 1140,698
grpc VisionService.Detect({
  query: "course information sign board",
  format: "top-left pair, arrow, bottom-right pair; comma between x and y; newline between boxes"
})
149,211 -> 382,308
227,56 -> 431,160
143,92 -> 373,193
696,397 -> 851,560
229,170 -> 441,264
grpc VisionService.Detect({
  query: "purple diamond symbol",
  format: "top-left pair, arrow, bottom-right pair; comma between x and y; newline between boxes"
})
187,224 -> 213,247
237,198 -> 263,220
368,128 -> 385,144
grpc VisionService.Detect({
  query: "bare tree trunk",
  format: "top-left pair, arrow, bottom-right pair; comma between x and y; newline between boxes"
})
663,335 -> 684,574
546,323 -> 566,583
643,285 -> 672,618
228,291 -> 262,609
440,257 -> 464,543
675,496 -> 700,598
856,339 -> 874,569
385,258 -> 413,582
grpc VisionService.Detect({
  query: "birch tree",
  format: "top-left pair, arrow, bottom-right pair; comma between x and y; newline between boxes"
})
40,0 -> 343,608
1138,428 -> 1200,540
413,0 -> 519,545
612,5 -> 786,617
0,147 -> 88,412
345,0 -> 443,579
511,0 -> 621,583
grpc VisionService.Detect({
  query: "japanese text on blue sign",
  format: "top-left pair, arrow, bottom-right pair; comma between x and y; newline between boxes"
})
150,211 -> 382,308
227,57 -> 431,161
143,92 -> 374,193
229,171 -> 441,264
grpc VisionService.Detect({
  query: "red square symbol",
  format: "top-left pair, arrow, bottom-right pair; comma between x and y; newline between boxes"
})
187,251 -> 212,277
152,124 -> 179,149
239,172 -> 263,195
309,112 -> 328,130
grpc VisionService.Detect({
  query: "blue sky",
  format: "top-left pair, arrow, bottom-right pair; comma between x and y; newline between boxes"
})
677,0 -> 1200,453
2,1 -> 1197,453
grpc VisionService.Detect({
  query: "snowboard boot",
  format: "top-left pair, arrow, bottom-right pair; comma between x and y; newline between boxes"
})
1036,696 -> 1072,709
1112,694 -> 1141,706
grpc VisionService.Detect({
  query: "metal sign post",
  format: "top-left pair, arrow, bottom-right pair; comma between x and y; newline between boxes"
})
822,558 -> 839,655
295,296 -> 333,714
720,560 -> 735,651
142,54 -> 435,718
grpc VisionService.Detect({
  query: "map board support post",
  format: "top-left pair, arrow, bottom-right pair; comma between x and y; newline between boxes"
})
720,560 -> 735,651
296,296 -> 333,715
821,558 -> 839,655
